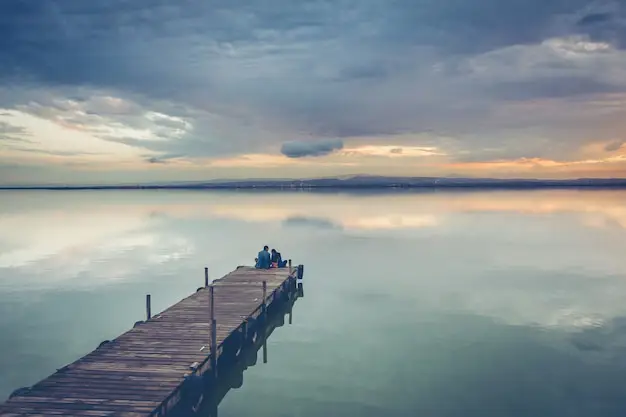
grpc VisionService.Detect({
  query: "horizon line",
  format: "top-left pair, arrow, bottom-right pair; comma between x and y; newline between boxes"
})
2,176 -> 626,190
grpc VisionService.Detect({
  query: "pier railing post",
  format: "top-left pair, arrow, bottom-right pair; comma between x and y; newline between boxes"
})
288,259 -> 292,274
262,281 -> 267,317
261,280 -> 268,364
146,294 -> 151,320
209,285 -> 217,378
204,267 -> 209,287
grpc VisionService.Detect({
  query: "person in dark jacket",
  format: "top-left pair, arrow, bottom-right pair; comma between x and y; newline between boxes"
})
256,245 -> 271,269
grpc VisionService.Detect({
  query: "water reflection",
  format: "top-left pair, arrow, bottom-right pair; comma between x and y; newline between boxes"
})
3,190 -> 626,273
282,216 -> 341,230
1,190 -> 626,325
3,190 -> 626,239
2,190 -> 626,415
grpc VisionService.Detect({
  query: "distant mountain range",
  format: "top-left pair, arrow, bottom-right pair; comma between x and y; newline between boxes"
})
2,176 -> 626,190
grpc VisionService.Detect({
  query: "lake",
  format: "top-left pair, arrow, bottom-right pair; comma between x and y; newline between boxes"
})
1,189 -> 626,416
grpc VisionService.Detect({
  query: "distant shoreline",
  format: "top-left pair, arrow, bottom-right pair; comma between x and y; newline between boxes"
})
2,177 -> 626,191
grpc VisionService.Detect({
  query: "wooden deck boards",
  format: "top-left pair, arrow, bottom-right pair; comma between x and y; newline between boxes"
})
0,266 -> 299,417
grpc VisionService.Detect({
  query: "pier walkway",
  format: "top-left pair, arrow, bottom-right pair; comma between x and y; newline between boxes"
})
0,265 -> 304,416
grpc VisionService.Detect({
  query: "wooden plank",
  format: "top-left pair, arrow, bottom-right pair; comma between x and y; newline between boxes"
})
0,266 -> 298,417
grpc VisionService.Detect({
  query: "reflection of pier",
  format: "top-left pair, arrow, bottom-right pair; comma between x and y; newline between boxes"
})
191,281 -> 304,417
0,265 -> 304,417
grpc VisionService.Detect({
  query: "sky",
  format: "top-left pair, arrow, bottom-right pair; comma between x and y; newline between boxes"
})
1,0 -> 626,184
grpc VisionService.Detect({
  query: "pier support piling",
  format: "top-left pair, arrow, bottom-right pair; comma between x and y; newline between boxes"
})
146,294 -> 152,320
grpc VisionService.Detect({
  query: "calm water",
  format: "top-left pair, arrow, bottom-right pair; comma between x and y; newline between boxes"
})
2,189 -> 626,416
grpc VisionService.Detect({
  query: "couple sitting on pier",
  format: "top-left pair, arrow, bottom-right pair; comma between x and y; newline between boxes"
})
255,245 -> 287,269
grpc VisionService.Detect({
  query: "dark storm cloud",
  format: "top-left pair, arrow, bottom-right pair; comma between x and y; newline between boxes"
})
1,0 -> 626,163
281,139 -> 344,158
577,12 -> 613,26
0,0 -> 609,94
573,5 -> 626,48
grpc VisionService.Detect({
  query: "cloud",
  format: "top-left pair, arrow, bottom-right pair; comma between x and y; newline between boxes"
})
605,140 -> 624,152
281,139 -> 344,158
146,156 -> 167,164
12,93 -> 194,143
0,107 -> 157,168
340,145 -> 444,158
0,120 -> 29,143
577,12 -> 613,26
2,0 -> 626,182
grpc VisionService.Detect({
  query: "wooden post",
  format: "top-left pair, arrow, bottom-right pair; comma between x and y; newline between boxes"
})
210,285 -> 215,323
262,281 -> 267,317
210,285 -> 217,377
288,259 -> 292,273
261,281 -> 268,364
146,294 -> 151,320
241,319 -> 248,346
204,267 -> 209,287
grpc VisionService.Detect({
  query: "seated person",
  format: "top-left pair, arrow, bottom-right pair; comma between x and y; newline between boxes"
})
271,249 -> 288,268
255,245 -> 271,269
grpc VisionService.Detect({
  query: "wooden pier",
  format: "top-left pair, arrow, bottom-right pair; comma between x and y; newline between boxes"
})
0,264 -> 304,417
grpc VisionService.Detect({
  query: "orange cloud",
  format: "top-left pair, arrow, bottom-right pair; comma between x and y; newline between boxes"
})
2,104 -> 625,183
209,154 -> 301,168
207,153 -> 358,168
339,145 -> 444,158
447,154 -> 626,178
